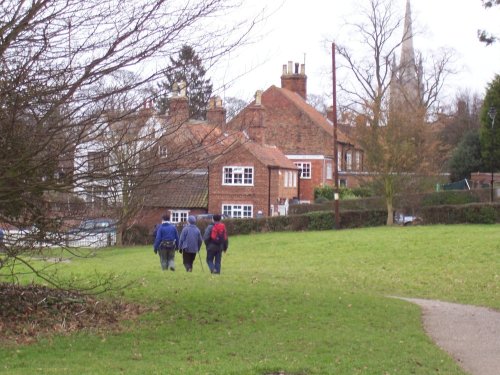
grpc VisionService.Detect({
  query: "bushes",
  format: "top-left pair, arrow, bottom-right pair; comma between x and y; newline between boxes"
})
123,224 -> 151,245
219,209 -> 387,236
421,191 -> 481,206
420,203 -> 500,224
313,186 -> 374,202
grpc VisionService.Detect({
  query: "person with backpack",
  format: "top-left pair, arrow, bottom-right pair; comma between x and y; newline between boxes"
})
179,215 -> 203,272
153,214 -> 179,271
203,214 -> 228,274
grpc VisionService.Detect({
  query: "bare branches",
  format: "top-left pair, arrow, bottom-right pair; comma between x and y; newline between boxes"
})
0,0 -> 258,287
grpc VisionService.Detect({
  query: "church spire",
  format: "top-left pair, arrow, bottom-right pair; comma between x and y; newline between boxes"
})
400,0 -> 415,83
390,0 -> 421,114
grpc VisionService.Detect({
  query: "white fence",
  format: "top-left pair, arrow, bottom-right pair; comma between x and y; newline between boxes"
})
4,229 -> 116,249
66,232 -> 116,248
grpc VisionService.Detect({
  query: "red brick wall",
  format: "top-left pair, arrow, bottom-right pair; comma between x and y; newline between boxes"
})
208,147 -> 270,216
257,89 -> 330,155
208,146 -> 298,217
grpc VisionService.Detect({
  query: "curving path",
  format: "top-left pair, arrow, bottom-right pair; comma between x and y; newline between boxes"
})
398,298 -> 500,375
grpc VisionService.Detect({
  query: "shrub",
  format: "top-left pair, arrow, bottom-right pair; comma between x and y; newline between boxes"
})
351,186 -> 374,197
421,191 -> 480,206
464,206 -> 497,224
123,224 -> 151,245
314,185 -> 335,201
420,203 -> 500,224
306,211 -> 335,230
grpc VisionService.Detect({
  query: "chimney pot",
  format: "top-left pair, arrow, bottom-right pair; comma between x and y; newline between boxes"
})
295,63 -> 299,74
300,64 -> 305,75
288,61 -> 293,74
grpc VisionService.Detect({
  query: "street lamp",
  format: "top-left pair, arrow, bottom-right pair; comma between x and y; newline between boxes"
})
488,106 -> 497,202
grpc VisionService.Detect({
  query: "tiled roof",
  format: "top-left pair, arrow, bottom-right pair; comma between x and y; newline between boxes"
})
146,173 -> 208,208
244,142 -> 298,169
269,86 -> 354,145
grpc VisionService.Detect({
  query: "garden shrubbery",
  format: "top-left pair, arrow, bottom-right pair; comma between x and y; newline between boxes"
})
125,201 -> 500,242
421,191 -> 481,206
123,224 -> 151,245
420,203 -> 500,224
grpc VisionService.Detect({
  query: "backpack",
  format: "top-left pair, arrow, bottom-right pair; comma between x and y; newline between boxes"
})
210,222 -> 227,245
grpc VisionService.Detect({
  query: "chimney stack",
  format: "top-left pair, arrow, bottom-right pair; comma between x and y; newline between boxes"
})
206,96 -> 226,127
281,60 -> 307,100
168,81 -> 189,124
326,106 -> 334,122
246,90 -> 266,144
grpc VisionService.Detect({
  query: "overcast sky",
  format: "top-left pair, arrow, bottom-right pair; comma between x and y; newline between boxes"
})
212,0 -> 500,106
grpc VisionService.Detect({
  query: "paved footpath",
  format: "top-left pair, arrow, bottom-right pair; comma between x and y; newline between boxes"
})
399,298 -> 500,375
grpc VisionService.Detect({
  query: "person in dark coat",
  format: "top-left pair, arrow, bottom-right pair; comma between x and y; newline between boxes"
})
153,214 -> 179,271
179,215 -> 203,272
203,214 -> 229,274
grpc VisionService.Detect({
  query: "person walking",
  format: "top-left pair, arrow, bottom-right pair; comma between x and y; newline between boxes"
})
153,214 -> 179,271
203,214 -> 228,274
179,215 -> 203,272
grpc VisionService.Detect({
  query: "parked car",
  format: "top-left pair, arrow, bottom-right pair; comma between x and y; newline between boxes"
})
394,212 -> 421,226
195,213 -> 230,221
67,218 -> 117,248
68,218 -> 116,234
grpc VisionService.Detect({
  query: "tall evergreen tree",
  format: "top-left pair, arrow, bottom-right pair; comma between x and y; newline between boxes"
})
448,130 -> 486,181
158,45 -> 213,120
480,75 -> 500,174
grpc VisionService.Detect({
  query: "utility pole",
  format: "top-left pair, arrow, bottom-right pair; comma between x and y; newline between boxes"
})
488,106 -> 497,202
332,43 -> 340,229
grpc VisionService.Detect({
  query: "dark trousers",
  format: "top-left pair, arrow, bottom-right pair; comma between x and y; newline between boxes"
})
158,248 -> 175,270
182,252 -> 197,271
206,249 -> 223,274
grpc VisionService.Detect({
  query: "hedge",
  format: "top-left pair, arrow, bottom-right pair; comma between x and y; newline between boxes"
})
125,202 -> 500,245
420,203 -> 500,224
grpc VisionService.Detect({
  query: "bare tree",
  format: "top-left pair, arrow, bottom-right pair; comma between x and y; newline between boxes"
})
479,0 -> 500,45
0,0 -> 258,290
334,0 -> 452,224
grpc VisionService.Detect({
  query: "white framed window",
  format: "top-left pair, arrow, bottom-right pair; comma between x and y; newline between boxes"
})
294,162 -> 311,179
159,145 -> 168,158
222,204 -> 253,218
355,151 -> 362,170
284,171 -> 298,188
170,210 -> 189,223
223,166 -> 254,186
326,162 -> 333,179
346,152 -> 352,171
337,151 -> 342,171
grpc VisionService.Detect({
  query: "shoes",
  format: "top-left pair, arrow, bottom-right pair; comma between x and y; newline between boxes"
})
169,267 -> 175,271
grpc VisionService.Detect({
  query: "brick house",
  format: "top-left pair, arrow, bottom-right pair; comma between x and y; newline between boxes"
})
226,61 -> 364,202
207,139 -> 299,217
138,91 -> 234,226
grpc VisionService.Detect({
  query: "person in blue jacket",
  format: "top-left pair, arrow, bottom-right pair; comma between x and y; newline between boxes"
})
179,215 -> 203,272
153,214 -> 179,271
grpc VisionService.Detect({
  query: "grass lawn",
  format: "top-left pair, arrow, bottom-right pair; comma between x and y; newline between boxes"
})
1,224 -> 499,374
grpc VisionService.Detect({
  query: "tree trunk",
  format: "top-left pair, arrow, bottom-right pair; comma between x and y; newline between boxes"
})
385,176 -> 395,225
